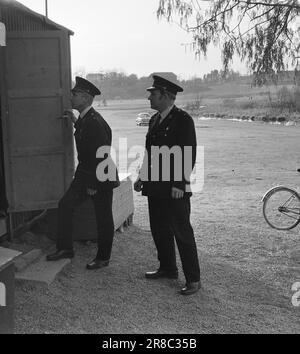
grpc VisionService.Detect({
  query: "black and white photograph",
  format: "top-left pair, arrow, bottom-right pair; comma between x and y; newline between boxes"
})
0,0 -> 300,338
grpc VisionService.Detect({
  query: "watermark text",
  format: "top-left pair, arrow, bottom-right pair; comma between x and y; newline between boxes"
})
0,282 -> 6,306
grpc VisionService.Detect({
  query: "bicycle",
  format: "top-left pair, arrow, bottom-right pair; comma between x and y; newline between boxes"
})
262,175 -> 300,230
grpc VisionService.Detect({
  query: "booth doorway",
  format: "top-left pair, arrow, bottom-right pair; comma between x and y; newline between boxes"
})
0,97 -> 8,238
0,99 -> 8,218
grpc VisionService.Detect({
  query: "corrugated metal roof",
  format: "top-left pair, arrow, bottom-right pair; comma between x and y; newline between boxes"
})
0,0 -> 74,35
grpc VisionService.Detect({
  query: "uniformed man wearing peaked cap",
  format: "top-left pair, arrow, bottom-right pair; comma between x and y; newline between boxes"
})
71,76 -> 101,96
47,77 -> 120,270
134,74 -> 201,295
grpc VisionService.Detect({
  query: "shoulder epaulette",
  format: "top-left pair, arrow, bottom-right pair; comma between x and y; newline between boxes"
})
89,110 -> 103,123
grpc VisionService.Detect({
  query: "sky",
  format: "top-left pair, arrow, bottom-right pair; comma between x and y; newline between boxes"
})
19,0 -> 247,80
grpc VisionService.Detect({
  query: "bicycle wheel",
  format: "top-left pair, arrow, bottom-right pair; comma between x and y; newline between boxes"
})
263,187 -> 300,230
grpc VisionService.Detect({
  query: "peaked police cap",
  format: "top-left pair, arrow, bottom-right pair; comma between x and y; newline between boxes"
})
72,76 -> 101,97
147,75 -> 183,95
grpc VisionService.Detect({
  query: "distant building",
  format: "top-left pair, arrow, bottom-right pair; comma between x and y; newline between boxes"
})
86,73 -> 105,83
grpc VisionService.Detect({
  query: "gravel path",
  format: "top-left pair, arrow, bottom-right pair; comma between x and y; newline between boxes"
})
14,221 -> 299,334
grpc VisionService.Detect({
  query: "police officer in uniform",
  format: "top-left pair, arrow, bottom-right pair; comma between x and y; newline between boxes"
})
134,75 -> 200,295
47,77 -> 120,270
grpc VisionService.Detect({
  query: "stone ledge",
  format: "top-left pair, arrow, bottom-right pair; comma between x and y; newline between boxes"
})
14,249 -> 43,272
0,247 -> 22,270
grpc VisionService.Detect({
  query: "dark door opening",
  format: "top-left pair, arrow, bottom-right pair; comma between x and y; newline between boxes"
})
0,100 -> 8,218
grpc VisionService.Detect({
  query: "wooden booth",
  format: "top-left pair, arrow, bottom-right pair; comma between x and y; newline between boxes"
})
0,0 -> 74,334
0,0 -> 134,241
0,0 -> 75,238
0,0 -> 134,333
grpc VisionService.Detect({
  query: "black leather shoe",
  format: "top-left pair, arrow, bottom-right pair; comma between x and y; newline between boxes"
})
0,210 -> 7,218
46,250 -> 74,261
180,281 -> 201,295
145,269 -> 178,279
86,259 -> 109,270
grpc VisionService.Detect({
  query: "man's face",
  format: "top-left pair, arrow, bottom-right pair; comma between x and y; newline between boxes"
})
148,89 -> 164,111
70,90 -> 88,110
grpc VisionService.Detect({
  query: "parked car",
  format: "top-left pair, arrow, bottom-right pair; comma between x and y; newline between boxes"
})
136,112 -> 151,126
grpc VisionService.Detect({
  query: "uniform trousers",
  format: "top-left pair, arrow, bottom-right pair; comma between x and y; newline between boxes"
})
56,172 -> 114,261
148,197 -> 200,283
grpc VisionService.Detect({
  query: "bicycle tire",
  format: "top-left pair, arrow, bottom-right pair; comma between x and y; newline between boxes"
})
263,186 -> 300,230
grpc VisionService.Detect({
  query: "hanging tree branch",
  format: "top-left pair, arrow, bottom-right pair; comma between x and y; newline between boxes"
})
157,0 -> 300,85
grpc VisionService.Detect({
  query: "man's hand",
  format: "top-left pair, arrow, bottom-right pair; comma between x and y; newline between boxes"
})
171,187 -> 184,199
87,188 -> 97,196
134,179 -> 143,192
62,109 -> 77,124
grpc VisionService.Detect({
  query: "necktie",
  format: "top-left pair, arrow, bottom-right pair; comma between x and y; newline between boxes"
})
151,113 -> 160,130
157,113 -> 162,125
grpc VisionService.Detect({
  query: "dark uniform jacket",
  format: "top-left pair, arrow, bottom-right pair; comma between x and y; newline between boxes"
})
74,107 -> 119,190
141,105 -> 196,198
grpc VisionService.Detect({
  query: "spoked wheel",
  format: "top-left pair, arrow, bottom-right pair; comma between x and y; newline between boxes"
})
263,187 -> 300,230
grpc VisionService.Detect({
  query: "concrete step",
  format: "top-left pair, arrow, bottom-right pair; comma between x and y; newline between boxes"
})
15,254 -> 71,286
14,249 -> 43,272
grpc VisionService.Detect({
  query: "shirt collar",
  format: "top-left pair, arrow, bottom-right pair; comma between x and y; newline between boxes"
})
160,104 -> 174,121
79,105 -> 93,119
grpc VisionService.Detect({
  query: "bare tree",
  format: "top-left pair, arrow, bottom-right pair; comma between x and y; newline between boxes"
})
157,0 -> 300,85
